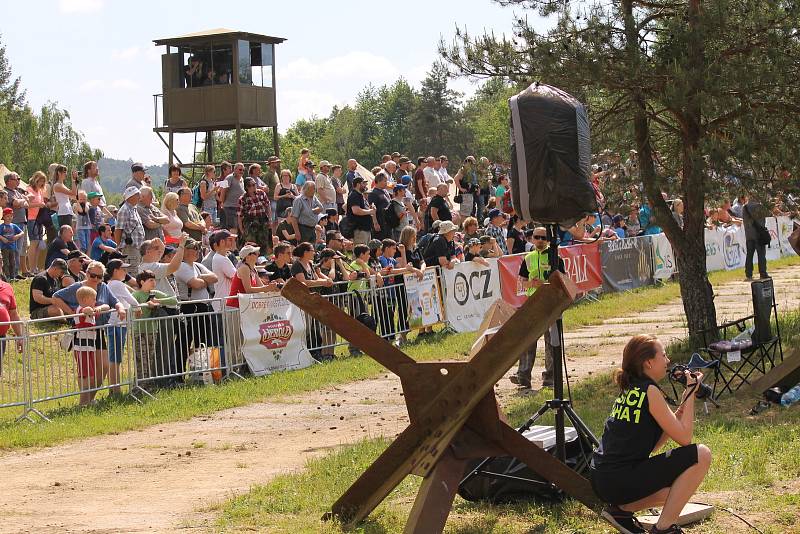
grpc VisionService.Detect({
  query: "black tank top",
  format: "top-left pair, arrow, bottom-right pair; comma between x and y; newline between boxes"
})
591,378 -> 664,471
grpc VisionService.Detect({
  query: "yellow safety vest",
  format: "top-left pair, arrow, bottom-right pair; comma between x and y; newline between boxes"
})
524,248 -> 552,296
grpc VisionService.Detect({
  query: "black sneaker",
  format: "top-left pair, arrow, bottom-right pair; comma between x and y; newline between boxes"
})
650,525 -> 684,534
601,505 -> 646,533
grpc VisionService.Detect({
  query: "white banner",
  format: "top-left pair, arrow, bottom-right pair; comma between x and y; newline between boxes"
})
776,216 -> 797,257
721,225 -> 746,270
238,293 -> 315,376
651,233 -> 676,279
403,268 -> 444,329
705,228 -> 726,272
443,260 -> 501,333
765,217 -> 782,260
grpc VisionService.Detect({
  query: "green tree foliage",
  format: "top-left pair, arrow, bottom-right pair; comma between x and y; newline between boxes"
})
409,61 -> 465,158
440,0 -> 800,336
0,35 -> 101,180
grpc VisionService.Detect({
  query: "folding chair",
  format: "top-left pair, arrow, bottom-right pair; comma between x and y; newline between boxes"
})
696,278 -> 783,399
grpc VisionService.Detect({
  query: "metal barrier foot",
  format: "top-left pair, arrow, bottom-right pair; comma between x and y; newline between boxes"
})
129,385 -> 156,404
16,407 -> 51,423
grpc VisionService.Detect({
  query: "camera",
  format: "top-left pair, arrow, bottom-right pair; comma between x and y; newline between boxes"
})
669,364 -> 714,400
357,272 -> 368,279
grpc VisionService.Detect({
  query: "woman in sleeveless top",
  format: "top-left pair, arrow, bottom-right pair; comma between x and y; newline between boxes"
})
161,192 -> 183,245
226,245 -> 278,308
274,169 -> 298,220
591,335 -> 712,534
26,171 -> 48,273
52,164 -> 77,228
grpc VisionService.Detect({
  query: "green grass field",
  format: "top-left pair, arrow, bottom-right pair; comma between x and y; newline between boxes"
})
0,256 -> 797,451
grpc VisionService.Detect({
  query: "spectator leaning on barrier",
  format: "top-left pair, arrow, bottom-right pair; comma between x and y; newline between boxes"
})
137,186 -> 168,241
266,242 -> 293,282
227,244 -> 279,308
130,269 -> 178,384
208,230 -> 237,312
0,275 -> 23,365
104,258 -> 135,396
511,226 -> 561,389
423,220 -> 458,270
174,238 -> 219,353
29,258 -> 67,320
485,209 -> 509,256
114,187 -> 145,273
290,181 -> 323,245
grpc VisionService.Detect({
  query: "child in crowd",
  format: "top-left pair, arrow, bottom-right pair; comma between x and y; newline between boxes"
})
73,286 -> 109,406
131,270 -> 178,382
73,191 -> 93,252
200,211 -> 213,253
465,238 -> 489,266
0,208 -> 23,280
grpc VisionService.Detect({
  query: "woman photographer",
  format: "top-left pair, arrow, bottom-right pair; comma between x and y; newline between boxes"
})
591,334 -> 712,534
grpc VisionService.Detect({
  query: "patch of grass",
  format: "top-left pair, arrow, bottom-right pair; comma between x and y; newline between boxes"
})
217,334 -> 800,533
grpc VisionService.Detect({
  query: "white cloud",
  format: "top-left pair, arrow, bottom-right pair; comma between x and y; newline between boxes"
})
111,47 -> 140,60
110,79 -> 140,90
78,79 -> 103,92
58,0 -> 104,13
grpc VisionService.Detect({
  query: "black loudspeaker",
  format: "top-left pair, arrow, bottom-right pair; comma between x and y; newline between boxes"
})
751,278 -> 775,344
509,83 -> 598,227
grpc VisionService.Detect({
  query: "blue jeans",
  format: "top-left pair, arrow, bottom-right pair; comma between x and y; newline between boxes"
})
76,229 -> 92,252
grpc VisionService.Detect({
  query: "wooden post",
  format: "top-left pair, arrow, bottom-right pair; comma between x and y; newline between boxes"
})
168,131 -> 174,166
235,124 -> 242,162
207,130 -> 214,163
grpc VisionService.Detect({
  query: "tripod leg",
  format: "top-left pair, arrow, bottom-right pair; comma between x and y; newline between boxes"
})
404,450 -> 466,534
564,405 -> 600,447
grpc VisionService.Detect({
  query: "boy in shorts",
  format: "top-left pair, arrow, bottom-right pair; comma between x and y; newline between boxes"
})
73,286 -> 110,406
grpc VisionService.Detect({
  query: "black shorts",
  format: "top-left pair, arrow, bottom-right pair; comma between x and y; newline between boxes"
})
94,328 -> 108,351
590,444 -> 698,505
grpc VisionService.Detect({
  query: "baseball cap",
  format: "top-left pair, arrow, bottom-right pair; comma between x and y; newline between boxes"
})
393,184 -> 407,192
391,151 -> 401,158
184,238 -> 201,250
123,186 -> 141,201
319,248 -> 341,260
87,191 -> 103,200
367,239 -> 382,251
488,208 -> 503,220
317,213 -> 329,222
2,208 -> 12,216
209,229 -> 236,248
326,208 -> 338,217
400,175 -> 412,185
319,160 -> 331,168
106,258 -> 131,272
352,176 -> 365,186
105,250 -> 128,261
67,250 -> 84,261
467,238 -> 481,247
267,156 -> 281,163
398,156 -> 410,164
130,162 -> 146,173
304,160 -> 315,168
239,244 -> 260,259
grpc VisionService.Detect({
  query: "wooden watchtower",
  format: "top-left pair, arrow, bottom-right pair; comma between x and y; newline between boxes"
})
152,28 -> 286,170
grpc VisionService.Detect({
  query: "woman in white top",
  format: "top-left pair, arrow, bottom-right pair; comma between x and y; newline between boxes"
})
51,164 -> 78,228
104,258 -> 138,397
161,192 -> 183,245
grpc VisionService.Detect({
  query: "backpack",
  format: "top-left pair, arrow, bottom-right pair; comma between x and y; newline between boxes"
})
384,200 -> 402,230
339,215 -> 355,238
192,179 -> 207,208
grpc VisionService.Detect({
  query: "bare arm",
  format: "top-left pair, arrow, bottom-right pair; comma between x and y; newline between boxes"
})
31,289 -> 54,306
648,381 -> 697,448
165,240 -> 186,275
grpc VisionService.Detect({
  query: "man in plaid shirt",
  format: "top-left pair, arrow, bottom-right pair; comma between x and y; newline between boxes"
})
484,208 -> 509,256
238,177 -> 273,253
114,187 -> 145,273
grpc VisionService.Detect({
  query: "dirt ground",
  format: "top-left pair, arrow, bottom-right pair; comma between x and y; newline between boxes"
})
2,264 -> 799,533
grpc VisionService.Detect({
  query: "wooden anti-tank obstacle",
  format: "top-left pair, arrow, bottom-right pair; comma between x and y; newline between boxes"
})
281,273 -> 601,533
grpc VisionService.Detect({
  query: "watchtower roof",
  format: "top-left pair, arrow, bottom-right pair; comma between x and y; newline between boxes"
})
153,28 -> 286,47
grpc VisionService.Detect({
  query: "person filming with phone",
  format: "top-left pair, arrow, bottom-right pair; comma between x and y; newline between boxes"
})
591,334 -> 712,534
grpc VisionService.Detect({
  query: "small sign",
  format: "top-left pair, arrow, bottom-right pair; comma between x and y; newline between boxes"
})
727,350 -> 741,363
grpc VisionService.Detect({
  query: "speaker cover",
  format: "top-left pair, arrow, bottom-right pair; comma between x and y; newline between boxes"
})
509,83 -> 597,226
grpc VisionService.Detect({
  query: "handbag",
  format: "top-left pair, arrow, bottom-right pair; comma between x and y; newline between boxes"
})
453,193 -> 463,204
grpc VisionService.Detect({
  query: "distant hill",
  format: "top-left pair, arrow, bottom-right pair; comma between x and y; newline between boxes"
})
97,157 -> 169,194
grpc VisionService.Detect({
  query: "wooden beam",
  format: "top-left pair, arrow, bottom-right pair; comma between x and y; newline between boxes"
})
329,273 -> 578,526
403,450 -> 465,534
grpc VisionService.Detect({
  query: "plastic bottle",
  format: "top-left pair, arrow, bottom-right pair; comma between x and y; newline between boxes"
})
780,384 -> 800,407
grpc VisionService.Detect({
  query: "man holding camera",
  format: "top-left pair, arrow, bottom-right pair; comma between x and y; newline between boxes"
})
114,187 -> 145,274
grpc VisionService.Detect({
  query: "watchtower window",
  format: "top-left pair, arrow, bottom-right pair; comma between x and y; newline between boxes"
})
237,40 -> 274,87
179,43 -> 233,88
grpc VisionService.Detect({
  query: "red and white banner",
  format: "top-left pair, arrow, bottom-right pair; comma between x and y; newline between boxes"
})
498,243 -> 602,308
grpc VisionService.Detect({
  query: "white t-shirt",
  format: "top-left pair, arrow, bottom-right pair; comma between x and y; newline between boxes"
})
211,253 -> 237,311
138,261 -> 177,299
80,178 -> 105,206
436,167 -> 451,185
174,261 -> 212,301
107,279 -> 137,326
424,167 -> 440,188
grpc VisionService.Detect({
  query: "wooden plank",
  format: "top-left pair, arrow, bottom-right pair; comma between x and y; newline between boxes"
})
751,348 -> 800,393
498,423 -> 601,509
280,278 -> 415,375
329,273 -> 578,526
637,503 -> 714,527
403,450 -> 465,534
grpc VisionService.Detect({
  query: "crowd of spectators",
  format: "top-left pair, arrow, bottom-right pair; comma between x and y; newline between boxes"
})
2,148 -> 794,402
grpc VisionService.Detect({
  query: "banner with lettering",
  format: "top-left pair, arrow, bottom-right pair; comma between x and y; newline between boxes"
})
776,216 -> 797,257
238,293 -> 315,376
651,233 -> 676,279
704,228 -> 726,272
497,254 -> 529,308
559,242 -> 602,292
600,236 -> 655,292
404,267 -> 445,329
720,225 -> 747,270
765,217 -> 782,261
442,260 -> 501,332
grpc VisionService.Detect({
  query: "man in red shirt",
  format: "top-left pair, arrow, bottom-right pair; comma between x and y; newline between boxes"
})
0,278 -> 24,370
413,157 -> 428,201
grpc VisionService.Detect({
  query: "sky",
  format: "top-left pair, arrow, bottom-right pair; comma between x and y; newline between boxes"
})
3,0 -> 548,165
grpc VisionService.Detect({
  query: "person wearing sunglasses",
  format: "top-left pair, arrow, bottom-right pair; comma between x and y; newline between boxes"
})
52,260 -> 128,401
509,227 -> 561,390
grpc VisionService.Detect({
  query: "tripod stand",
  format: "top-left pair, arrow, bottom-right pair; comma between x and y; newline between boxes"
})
461,223 -> 599,492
